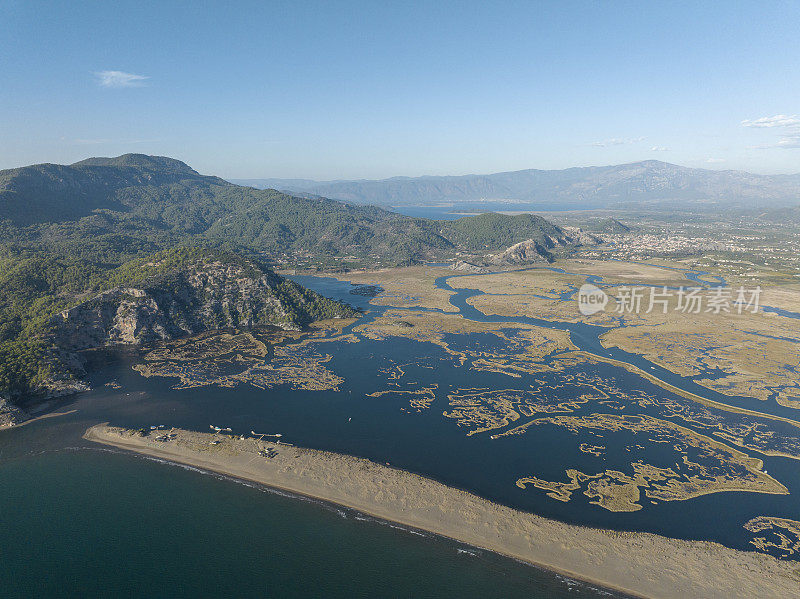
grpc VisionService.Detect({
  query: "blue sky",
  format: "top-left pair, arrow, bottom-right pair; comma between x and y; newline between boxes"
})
2,0 -> 799,179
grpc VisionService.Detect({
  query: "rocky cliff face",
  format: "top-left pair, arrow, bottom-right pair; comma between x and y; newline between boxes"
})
0,396 -> 27,428
54,288 -> 177,350
450,260 -> 491,273
493,239 -> 552,264
489,226 -> 599,265
52,260 -> 313,351
19,255 -> 358,408
560,226 -> 603,246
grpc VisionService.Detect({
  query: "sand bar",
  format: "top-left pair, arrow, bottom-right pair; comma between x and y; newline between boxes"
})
85,424 -> 800,599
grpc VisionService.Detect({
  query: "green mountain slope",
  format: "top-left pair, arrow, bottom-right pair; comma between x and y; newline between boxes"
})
0,155 -> 223,226
0,154 -> 585,268
0,154 -> 594,412
445,213 -> 571,251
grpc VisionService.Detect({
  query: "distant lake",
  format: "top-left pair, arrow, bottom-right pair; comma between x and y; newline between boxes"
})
390,206 -> 475,219
392,203 -> 600,220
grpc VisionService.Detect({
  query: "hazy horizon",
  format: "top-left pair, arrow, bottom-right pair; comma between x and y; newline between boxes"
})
4,154 -> 800,183
3,1 -> 799,179
228,158 -> 800,183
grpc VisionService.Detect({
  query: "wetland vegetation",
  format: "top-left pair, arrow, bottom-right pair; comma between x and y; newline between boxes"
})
3,154 -> 799,597
73,257 -> 800,567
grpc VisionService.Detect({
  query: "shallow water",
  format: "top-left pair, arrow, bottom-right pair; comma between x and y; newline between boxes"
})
28,332 -> 793,555
3,261 -> 800,596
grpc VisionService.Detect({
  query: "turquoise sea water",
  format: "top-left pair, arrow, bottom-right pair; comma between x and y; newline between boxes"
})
0,450 -> 619,598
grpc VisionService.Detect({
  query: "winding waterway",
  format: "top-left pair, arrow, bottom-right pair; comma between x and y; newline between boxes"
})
430,264 -> 800,422
2,260 -> 800,596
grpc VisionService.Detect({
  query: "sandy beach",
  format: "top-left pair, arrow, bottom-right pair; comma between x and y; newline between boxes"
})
85,424 -> 800,599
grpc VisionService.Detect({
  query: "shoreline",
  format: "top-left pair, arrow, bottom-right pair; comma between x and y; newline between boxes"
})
85,424 -> 800,599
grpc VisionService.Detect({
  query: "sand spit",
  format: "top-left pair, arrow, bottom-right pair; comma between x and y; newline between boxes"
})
85,424 -> 800,599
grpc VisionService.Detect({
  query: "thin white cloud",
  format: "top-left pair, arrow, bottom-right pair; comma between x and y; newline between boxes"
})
650,146 -> 669,152
589,136 -> 645,148
706,158 -> 725,163
751,137 -> 800,150
741,114 -> 800,128
742,114 -> 800,149
95,70 -> 149,88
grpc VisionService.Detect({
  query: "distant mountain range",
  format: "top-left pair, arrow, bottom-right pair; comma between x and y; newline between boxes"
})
233,161 -> 800,210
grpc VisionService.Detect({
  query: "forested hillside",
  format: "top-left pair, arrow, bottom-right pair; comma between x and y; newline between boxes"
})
0,247 -> 356,404
0,154 -> 590,408
0,154 -> 584,268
